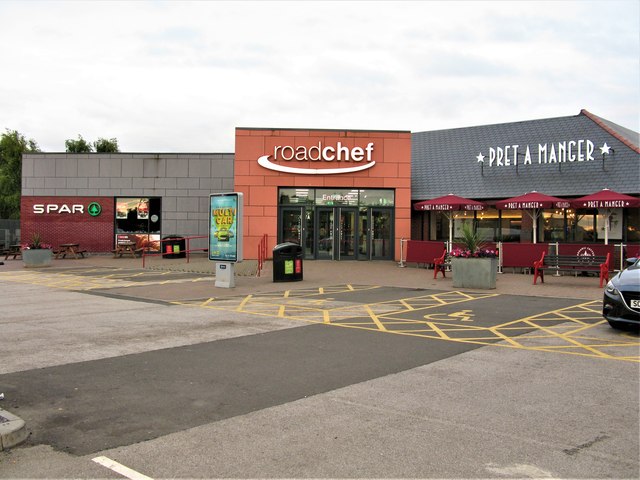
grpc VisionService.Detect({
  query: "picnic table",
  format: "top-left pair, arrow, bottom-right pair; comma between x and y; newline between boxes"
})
55,243 -> 87,259
113,241 -> 138,258
3,244 -> 22,260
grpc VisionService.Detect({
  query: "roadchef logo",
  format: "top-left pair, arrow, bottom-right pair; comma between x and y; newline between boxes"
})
257,141 -> 375,175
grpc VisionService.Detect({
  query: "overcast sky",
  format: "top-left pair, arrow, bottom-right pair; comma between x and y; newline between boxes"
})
1,0 -> 638,153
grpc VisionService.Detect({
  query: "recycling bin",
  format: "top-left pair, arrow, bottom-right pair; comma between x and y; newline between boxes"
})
273,242 -> 303,282
163,235 -> 186,259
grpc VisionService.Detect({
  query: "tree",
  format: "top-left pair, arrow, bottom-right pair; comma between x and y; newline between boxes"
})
65,135 -> 93,153
0,129 -> 40,219
94,137 -> 119,153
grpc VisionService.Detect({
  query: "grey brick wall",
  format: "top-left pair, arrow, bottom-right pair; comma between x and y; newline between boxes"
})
22,152 -> 235,249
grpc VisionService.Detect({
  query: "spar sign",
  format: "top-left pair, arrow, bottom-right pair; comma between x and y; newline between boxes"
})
209,193 -> 243,263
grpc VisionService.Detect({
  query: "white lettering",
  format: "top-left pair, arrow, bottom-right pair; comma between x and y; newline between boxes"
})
281,146 -> 294,161
308,143 -> 321,161
578,139 -> 585,161
272,142 -> 375,164
33,204 -> 84,214
524,146 -> 532,164
351,146 -> 364,162
337,143 -> 350,161
538,144 -> 547,163
323,146 -> 335,161
568,140 -> 576,161
558,142 -> 566,162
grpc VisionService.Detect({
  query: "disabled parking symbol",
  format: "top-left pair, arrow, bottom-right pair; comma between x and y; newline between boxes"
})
423,309 -> 475,322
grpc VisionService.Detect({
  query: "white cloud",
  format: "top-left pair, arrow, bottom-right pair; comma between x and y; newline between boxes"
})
0,0 -> 638,152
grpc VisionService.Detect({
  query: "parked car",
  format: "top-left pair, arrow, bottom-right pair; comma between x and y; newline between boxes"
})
603,257 -> 640,329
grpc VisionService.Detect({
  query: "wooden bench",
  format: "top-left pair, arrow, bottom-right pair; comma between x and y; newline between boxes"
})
3,246 -> 22,260
533,251 -> 611,287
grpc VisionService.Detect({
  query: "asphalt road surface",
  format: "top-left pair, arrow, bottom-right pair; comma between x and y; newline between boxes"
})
1,274 -> 638,479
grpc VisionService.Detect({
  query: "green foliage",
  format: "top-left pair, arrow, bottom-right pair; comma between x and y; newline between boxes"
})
65,134 -> 93,153
459,223 -> 484,254
93,137 -> 120,153
0,129 -> 40,219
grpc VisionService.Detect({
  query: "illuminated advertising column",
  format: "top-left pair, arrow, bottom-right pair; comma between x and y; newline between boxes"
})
209,193 -> 243,287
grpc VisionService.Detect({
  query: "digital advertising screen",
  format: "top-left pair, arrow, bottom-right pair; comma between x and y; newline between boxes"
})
209,193 -> 243,263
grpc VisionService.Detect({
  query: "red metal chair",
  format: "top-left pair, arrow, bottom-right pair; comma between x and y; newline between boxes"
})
599,253 -> 611,288
433,249 -> 447,279
533,251 -> 546,284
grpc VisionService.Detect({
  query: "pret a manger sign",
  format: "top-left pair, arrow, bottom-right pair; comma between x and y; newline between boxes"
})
258,141 -> 376,174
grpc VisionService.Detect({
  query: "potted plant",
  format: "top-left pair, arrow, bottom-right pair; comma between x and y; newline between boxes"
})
22,232 -> 53,268
449,224 -> 498,289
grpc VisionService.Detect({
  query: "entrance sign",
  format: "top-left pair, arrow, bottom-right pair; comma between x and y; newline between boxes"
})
258,141 -> 376,175
209,192 -> 243,263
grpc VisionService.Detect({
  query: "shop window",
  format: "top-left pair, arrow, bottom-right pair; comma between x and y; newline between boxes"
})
115,197 -> 161,251
543,209 -> 569,242
500,209 -> 522,242
476,208 -> 499,242
573,209 -> 596,242
626,208 -> 640,242
279,188 -> 315,205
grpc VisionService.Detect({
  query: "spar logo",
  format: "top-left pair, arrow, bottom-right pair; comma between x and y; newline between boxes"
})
32,201 -> 102,216
257,141 -> 376,175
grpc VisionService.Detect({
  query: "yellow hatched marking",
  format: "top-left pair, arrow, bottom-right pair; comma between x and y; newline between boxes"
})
237,295 -> 252,311
363,305 -> 387,332
424,322 -> 450,340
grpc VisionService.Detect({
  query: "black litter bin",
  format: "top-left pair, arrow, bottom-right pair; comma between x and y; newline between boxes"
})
273,242 -> 303,282
163,235 -> 186,259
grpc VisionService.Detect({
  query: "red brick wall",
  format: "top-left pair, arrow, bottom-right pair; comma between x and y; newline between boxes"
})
21,197 -> 115,252
235,128 -> 412,260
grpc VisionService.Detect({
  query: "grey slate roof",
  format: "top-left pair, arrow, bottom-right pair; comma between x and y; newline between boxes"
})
411,110 -> 640,201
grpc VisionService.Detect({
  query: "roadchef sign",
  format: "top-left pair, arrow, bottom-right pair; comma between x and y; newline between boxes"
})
258,141 -> 376,175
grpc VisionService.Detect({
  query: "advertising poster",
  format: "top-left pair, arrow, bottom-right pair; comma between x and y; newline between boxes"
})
209,193 -> 243,262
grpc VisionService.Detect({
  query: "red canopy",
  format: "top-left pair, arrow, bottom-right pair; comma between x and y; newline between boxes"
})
413,193 -> 486,211
571,188 -> 640,209
496,191 -> 571,210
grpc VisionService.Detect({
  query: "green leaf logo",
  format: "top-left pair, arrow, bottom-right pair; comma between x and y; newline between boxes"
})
88,202 -> 102,217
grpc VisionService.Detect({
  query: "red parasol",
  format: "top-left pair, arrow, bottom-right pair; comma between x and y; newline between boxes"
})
571,188 -> 639,209
495,191 -> 571,210
413,193 -> 486,212
413,194 -> 486,251
496,191 -> 571,244
571,189 -> 640,244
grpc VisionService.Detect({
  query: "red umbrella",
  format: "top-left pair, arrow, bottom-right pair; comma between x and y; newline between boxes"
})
413,193 -> 486,211
495,191 -> 571,210
496,191 -> 571,244
413,194 -> 486,251
571,189 -> 640,244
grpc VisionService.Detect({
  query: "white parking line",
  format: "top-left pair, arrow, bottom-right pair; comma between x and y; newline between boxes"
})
92,456 -> 154,480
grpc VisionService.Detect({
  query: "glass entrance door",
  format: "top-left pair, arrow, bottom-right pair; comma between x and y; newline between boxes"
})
280,207 -> 315,258
317,207 -> 357,259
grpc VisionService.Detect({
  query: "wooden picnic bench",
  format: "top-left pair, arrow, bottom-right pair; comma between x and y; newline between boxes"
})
533,251 -> 611,287
2,244 -> 22,260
